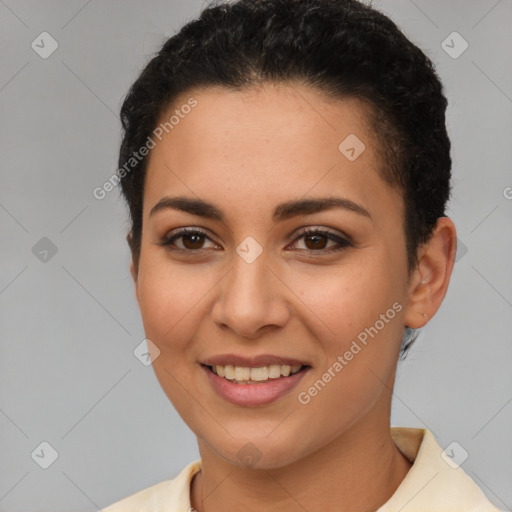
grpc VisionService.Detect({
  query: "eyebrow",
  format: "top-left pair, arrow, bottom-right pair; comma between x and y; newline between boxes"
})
149,195 -> 372,222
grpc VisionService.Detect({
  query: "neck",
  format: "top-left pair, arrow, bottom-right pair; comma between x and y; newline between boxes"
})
190,414 -> 412,512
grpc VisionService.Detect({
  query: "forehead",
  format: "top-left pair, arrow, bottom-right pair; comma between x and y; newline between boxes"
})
143,83 -> 400,224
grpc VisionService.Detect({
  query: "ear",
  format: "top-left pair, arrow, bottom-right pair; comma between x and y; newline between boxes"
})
127,231 -> 140,302
403,217 -> 457,328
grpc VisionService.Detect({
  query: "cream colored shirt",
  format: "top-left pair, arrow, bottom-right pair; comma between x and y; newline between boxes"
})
102,427 -> 503,511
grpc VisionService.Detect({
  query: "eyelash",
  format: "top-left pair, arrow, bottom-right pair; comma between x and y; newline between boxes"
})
159,227 -> 353,255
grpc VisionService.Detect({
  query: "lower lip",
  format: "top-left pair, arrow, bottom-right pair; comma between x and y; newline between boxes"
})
202,364 -> 310,406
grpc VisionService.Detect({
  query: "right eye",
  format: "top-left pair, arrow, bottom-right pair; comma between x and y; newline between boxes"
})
159,227 -> 221,252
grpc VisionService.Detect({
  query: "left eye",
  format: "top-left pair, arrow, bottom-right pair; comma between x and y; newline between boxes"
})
289,229 -> 352,252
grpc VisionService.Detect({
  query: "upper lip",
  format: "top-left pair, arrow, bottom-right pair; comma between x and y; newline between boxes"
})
201,354 -> 310,368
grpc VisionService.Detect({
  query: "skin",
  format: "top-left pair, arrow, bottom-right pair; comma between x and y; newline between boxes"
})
128,83 -> 457,512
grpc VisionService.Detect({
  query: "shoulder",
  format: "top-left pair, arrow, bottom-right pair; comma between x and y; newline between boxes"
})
101,459 -> 201,512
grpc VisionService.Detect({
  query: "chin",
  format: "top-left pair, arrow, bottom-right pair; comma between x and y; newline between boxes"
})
222,447 -> 303,471
204,429 -> 311,471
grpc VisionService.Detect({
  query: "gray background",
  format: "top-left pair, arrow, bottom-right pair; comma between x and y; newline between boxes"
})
1,0 -> 511,510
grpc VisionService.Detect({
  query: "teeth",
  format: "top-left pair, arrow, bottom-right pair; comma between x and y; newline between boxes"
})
250,366 -> 268,381
234,366 -> 250,381
224,365 -> 235,380
268,365 -> 281,379
212,364 -> 303,383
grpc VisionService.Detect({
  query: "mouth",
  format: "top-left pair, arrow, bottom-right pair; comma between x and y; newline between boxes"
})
201,363 -> 310,384
201,362 -> 311,406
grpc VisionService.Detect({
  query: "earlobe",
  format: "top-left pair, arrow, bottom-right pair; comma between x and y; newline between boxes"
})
403,217 -> 457,329
127,231 -> 140,301
129,259 -> 138,283
129,260 -> 140,305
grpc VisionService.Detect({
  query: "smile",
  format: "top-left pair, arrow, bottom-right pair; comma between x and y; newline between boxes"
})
209,364 -> 304,383
201,363 -> 311,406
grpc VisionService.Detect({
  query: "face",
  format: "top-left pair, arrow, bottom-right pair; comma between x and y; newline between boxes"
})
131,83 -> 414,468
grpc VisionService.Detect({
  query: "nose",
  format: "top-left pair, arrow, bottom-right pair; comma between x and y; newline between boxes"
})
211,249 -> 291,339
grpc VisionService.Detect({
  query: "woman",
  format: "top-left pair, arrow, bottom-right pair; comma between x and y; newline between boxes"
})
103,0 -> 502,510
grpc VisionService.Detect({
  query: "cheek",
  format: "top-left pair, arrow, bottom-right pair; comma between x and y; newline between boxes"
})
292,259 -> 404,396
135,256 -> 209,349
134,258 -> 211,417
293,261 -> 401,342
291,270 -> 402,441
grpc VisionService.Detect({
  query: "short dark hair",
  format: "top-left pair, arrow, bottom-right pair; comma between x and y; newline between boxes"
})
117,0 -> 452,357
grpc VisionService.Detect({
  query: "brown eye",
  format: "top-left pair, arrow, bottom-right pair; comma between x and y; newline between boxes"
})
181,233 -> 206,250
303,233 -> 329,250
291,228 -> 352,253
160,228 -> 219,252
